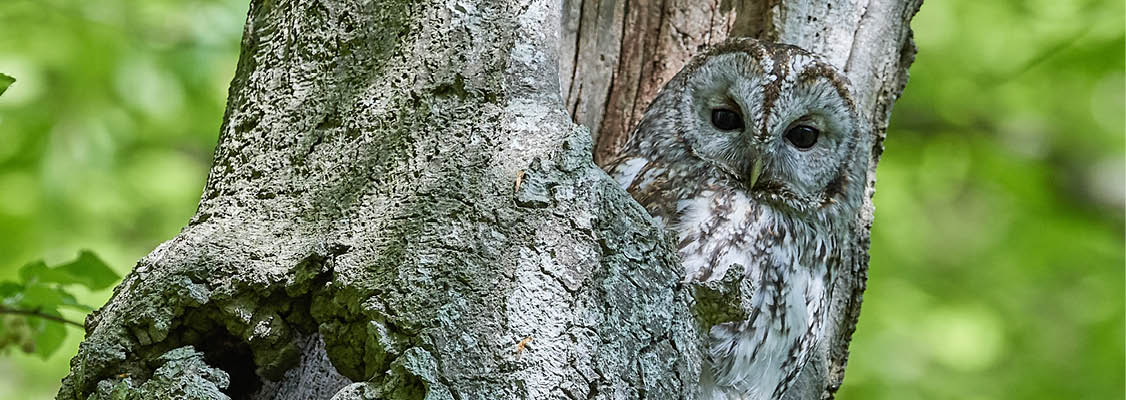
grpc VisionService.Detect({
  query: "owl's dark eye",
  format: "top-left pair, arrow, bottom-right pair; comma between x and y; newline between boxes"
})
785,125 -> 819,149
710,108 -> 744,131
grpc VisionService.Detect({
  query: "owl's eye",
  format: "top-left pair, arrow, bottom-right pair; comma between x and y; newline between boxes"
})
785,125 -> 819,149
710,108 -> 744,131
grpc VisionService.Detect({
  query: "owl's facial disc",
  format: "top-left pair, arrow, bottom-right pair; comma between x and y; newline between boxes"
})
678,48 -> 863,212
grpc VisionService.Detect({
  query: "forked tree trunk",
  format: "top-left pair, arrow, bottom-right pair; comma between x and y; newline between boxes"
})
59,1 -> 919,399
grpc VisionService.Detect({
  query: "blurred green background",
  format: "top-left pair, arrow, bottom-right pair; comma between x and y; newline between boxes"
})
0,0 -> 1121,398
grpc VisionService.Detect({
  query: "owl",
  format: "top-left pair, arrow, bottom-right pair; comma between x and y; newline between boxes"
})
604,38 -> 869,399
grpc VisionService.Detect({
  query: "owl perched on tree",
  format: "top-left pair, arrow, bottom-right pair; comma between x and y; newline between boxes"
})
604,38 -> 870,399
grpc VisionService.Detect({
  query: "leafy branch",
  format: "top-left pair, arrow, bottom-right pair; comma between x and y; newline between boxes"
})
0,250 -> 120,358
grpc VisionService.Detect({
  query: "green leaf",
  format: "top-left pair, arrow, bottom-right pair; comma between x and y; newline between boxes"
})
18,250 -> 120,291
54,250 -> 120,290
0,282 -> 22,299
0,73 -> 12,96
18,261 -> 52,284
19,283 -> 68,309
24,311 -> 67,359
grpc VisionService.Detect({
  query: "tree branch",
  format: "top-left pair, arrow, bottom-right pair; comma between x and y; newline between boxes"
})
0,306 -> 84,329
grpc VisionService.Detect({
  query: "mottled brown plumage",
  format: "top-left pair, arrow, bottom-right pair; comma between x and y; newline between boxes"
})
604,38 -> 870,399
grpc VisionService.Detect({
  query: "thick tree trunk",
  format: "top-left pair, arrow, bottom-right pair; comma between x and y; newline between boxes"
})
59,1 -> 919,399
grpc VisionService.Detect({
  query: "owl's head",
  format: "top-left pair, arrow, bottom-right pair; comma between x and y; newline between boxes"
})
653,38 -> 869,214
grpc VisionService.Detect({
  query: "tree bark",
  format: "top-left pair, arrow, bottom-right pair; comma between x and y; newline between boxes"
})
59,0 -> 919,399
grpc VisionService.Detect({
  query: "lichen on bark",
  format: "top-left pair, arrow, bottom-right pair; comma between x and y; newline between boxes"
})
59,0 -> 703,399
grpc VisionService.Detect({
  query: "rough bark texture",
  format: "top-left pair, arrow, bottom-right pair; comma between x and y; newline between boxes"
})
59,0 -> 919,399
60,0 -> 700,399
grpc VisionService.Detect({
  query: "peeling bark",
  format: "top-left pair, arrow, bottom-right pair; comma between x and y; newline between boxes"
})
59,0 -> 919,399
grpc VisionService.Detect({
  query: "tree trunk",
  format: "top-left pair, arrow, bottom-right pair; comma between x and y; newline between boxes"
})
58,0 -> 919,399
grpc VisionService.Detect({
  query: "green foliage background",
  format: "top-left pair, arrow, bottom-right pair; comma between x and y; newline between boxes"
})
0,0 -> 1121,398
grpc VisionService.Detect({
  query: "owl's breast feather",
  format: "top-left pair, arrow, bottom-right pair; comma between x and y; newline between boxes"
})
674,188 -> 769,283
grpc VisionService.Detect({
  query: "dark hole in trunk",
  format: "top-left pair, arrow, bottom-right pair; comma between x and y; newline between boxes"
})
197,331 -> 262,398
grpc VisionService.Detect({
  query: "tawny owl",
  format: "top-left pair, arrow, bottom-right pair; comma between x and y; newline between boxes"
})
604,38 -> 870,399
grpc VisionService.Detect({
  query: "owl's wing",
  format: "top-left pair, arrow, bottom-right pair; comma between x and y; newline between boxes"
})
604,154 -> 682,228
604,155 -> 650,191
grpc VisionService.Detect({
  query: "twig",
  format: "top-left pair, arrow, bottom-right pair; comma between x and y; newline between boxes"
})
0,306 -> 84,329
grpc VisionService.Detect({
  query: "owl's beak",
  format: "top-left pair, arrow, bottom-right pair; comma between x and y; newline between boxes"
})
748,159 -> 765,188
